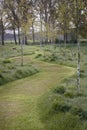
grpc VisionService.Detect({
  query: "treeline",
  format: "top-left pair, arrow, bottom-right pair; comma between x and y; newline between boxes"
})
0,0 -> 87,45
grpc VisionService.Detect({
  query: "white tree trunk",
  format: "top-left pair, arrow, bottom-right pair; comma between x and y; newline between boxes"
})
77,41 -> 80,92
21,34 -> 24,66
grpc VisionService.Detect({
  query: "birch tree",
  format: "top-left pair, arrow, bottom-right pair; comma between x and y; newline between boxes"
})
0,1 -> 5,45
18,0 -> 33,66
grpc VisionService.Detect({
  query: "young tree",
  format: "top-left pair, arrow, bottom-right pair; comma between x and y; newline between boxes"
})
3,0 -> 20,44
0,16 -> 4,45
76,0 -> 80,92
56,0 -> 72,46
0,1 -> 5,45
18,0 -> 33,66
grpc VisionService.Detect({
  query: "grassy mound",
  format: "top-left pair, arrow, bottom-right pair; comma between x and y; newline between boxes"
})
0,59 -> 38,86
0,44 -> 87,130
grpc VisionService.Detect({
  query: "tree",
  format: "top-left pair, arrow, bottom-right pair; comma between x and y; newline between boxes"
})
56,0 -> 73,46
17,0 -> 33,66
35,0 -> 57,44
0,1 -> 5,45
76,0 -> 80,92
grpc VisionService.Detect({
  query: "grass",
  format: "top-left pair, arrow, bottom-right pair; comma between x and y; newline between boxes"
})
0,55 -> 75,129
0,43 -> 87,130
0,45 -> 41,85
0,59 -> 38,85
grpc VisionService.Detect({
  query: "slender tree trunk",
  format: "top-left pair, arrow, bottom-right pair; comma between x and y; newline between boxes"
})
77,41 -> 80,92
40,10 -> 43,47
1,18 -> 4,45
64,32 -> 66,46
59,23 -> 61,47
32,22 -> 35,44
1,27 -> 4,45
63,10 -> 68,47
64,21 -> 67,47
13,28 -> 17,45
45,9 -> 48,44
76,0 -> 80,92
75,24 -> 78,43
25,35 -> 27,45
18,26 -> 21,45
21,35 -> 24,66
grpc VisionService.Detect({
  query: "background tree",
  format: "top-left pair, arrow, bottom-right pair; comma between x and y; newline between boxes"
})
0,1 -> 5,45
18,0 -> 33,66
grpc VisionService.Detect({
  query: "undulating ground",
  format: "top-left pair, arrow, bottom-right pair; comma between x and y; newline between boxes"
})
0,57 -> 75,130
0,44 -> 87,130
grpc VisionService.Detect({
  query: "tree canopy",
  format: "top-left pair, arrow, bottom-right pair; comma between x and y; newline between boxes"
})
0,0 -> 87,45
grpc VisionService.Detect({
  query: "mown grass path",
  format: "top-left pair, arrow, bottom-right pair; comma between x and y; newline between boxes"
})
0,58 -> 76,130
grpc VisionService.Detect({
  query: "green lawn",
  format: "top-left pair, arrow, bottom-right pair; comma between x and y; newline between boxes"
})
0,56 -> 75,130
0,44 -> 87,130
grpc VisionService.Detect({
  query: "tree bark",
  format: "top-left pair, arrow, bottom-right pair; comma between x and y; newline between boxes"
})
45,8 -> 48,44
25,35 -> 28,45
32,22 -> 35,44
21,43 -> 23,66
1,27 -> 4,45
77,41 -> 80,92
13,28 -> 17,45
0,18 -> 4,45
64,32 -> 66,46
40,10 -> 43,46
64,19 -> 67,47
76,0 -> 80,92
18,26 -> 21,45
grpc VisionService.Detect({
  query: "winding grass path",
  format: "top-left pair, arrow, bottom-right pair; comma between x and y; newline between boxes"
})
0,58 -> 76,130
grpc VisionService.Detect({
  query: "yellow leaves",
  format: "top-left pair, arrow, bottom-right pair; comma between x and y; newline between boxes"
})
21,16 -> 33,34
18,0 -> 33,34
48,30 -> 56,40
44,23 -> 57,41
78,0 -> 84,10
